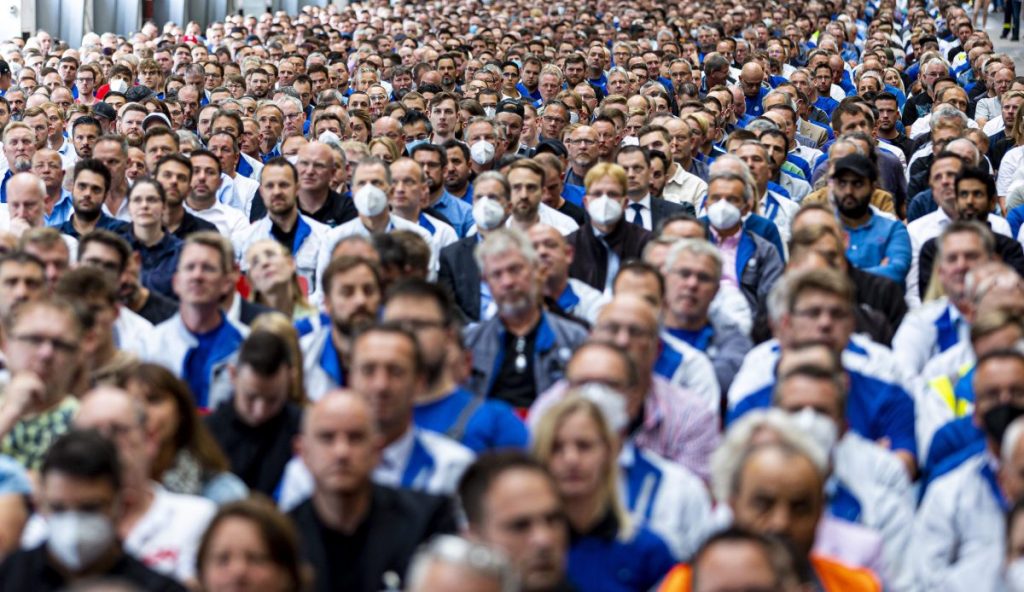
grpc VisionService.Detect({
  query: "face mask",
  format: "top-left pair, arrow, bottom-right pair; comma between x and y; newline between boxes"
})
1007,559 -> 1024,592
405,138 -> 427,155
470,140 -> 495,165
47,511 -> 116,572
473,197 -> 506,231
587,196 -> 623,226
706,199 -> 742,230
353,183 -> 389,217
621,135 -> 639,146
318,131 -> 341,145
109,78 -> 128,93
569,111 -> 580,124
286,155 -> 299,166
469,24 -> 478,34
483,106 -> 496,118
791,407 -> 839,456
983,403 -> 1024,445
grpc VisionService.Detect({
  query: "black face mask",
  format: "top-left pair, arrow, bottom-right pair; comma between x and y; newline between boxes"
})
982,403 -> 1024,445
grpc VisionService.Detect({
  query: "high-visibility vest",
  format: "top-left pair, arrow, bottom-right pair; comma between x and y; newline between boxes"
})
658,554 -> 882,592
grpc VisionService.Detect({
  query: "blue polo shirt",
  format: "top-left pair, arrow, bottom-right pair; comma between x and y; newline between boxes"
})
844,214 -> 912,285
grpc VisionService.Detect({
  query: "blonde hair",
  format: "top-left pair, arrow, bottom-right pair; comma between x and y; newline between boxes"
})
531,395 -> 634,541
584,162 -> 628,194
249,312 -> 307,405
244,239 -> 312,314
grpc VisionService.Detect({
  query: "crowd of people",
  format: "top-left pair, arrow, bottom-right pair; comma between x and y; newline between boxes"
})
0,0 -> 1019,589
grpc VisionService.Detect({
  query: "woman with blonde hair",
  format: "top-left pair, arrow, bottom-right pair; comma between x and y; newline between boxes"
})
244,239 -> 316,322
368,136 -> 401,164
532,392 -> 675,591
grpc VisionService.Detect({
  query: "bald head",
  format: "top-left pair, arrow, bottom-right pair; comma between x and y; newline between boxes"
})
8,172 -> 47,226
301,388 -> 378,436
299,389 -> 382,495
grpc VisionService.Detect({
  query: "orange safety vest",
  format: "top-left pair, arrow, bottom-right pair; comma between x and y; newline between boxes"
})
658,554 -> 882,592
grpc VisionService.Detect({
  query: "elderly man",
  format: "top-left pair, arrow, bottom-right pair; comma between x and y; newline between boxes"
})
529,223 -> 606,324
465,228 -> 587,409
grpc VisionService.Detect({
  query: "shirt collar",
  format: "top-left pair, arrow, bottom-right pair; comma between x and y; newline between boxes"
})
380,426 -> 416,471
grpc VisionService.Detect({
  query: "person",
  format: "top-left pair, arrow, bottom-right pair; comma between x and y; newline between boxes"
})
381,279 -> 528,452
57,158 -> 131,240
615,145 -> 693,233
661,238 -> 752,395
505,159 -> 579,235
122,363 -> 247,504
125,177 -> 181,299
458,451 -> 576,592
234,157 -> 329,289
464,228 -> 588,409
411,142 -> 475,238
205,331 -> 303,496
154,154 -> 219,239
828,153 -> 911,285
70,386 -> 217,583
300,255 -> 382,399
185,150 -> 249,241
0,429 -> 186,591
0,297 -> 82,470
244,239 -> 317,320
912,350 -> 1024,589
680,527 -> 804,592
567,163 -> 652,293
405,535 -> 519,592
438,170 -> 514,322
141,231 -> 249,411
529,223 -> 607,325
196,497 -> 309,592
287,391 -> 457,592
532,393 -> 678,589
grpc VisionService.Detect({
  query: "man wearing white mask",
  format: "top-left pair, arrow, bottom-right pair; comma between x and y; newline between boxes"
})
567,163 -> 652,294
315,157 -> 433,289
700,169 -> 783,322
439,171 -> 513,322
464,118 -> 502,174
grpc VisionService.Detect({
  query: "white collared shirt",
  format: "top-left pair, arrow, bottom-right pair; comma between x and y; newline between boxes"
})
626,194 -> 653,230
184,199 -> 251,242
216,173 -> 260,218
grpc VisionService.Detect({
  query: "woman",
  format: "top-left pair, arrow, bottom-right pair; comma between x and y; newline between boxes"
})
197,497 -> 309,592
124,363 -> 248,504
533,395 -> 675,592
244,239 -> 316,321
348,109 -> 372,143
369,136 -> 401,163
126,178 -> 181,299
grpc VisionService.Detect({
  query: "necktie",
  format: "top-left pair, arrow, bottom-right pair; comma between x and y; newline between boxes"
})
630,203 -> 645,227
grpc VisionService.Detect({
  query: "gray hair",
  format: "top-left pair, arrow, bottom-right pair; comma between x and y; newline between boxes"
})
663,238 -> 723,283
406,535 -> 519,592
746,118 -> 780,134
707,168 -> 755,205
175,130 -> 202,154
762,91 -> 796,111
710,408 -> 829,502
474,227 -> 539,272
474,170 -> 510,200
930,104 -> 969,132
1004,416 -> 1024,467
945,138 -> 981,166
275,94 -> 302,114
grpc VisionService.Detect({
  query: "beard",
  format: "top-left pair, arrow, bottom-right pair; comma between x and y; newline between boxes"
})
836,195 -> 871,219
334,309 -> 376,337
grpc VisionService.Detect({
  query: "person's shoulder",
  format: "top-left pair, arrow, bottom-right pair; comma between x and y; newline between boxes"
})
153,486 -> 218,518
810,553 -> 883,592
374,483 -> 452,517
114,553 -> 190,592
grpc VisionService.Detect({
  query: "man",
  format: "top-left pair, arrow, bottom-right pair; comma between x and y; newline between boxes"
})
382,280 -> 528,452
506,159 -> 578,235
185,150 -> 249,241
429,93 -> 459,145
0,252 -> 45,327
874,92 -> 915,160
92,135 -> 131,222
406,535 -> 518,592
389,158 -> 458,257
56,158 -> 128,239
729,268 -> 918,474
895,221 -> 996,375
563,125 -> 599,187
734,141 -> 799,244
54,268 -> 134,386
142,232 -> 249,410
0,123 -> 37,202
830,154 -> 911,285
0,297 -> 81,470
314,158 -> 432,288
615,146 -> 692,232
411,143 -> 474,239
233,157 -> 328,288
757,128 -> 812,202
5,173 -> 70,246
644,125 -> 708,207
154,154 -> 218,239
205,331 -> 302,496
0,430 -> 186,591
292,141 -> 356,227
702,169 -> 783,322
30,150 -> 73,227
917,167 -> 1024,298
529,224 -> 606,325
661,441 -> 881,591
680,528 -> 803,592
72,387 -> 217,583
443,140 -> 474,202
912,350 -> 1024,589
288,389 -> 444,592
568,163 -> 652,293
208,132 -> 259,219
662,238 -> 752,395
459,451 -> 574,592
438,171 -> 511,322
465,228 -> 587,408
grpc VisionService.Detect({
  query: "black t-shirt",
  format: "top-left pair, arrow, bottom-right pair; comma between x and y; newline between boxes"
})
559,199 -> 587,226
137,289 -> 178,325
270,218 -> 299,251
488,320 -> 540,408
251,189 -> 358,228
172,211 -> 218,240
318,506 -> 373,592
0,545 -> 186,592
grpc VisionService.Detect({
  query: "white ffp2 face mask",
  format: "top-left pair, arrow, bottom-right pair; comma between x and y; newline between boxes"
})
473,197 -> 506,230
706,199 -> 741,230
353,183 -> 389,217
587,196 -> 623,226
47,511 -> 116,572
470,140 -> 496,165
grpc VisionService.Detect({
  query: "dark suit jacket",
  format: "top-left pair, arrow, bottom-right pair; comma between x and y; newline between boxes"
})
239,298 -> 275,326
649,197 -> 695,231
568,220 -> 652,290
290,485 -> 456,592
918,232 -> 1024,300
439,236 -> 482,321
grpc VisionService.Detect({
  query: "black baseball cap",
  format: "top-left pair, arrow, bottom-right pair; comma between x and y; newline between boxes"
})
92,102 -> 116,121
535,139 -> 568,158
832,153 -> 878,182
495,99 -> 525,119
